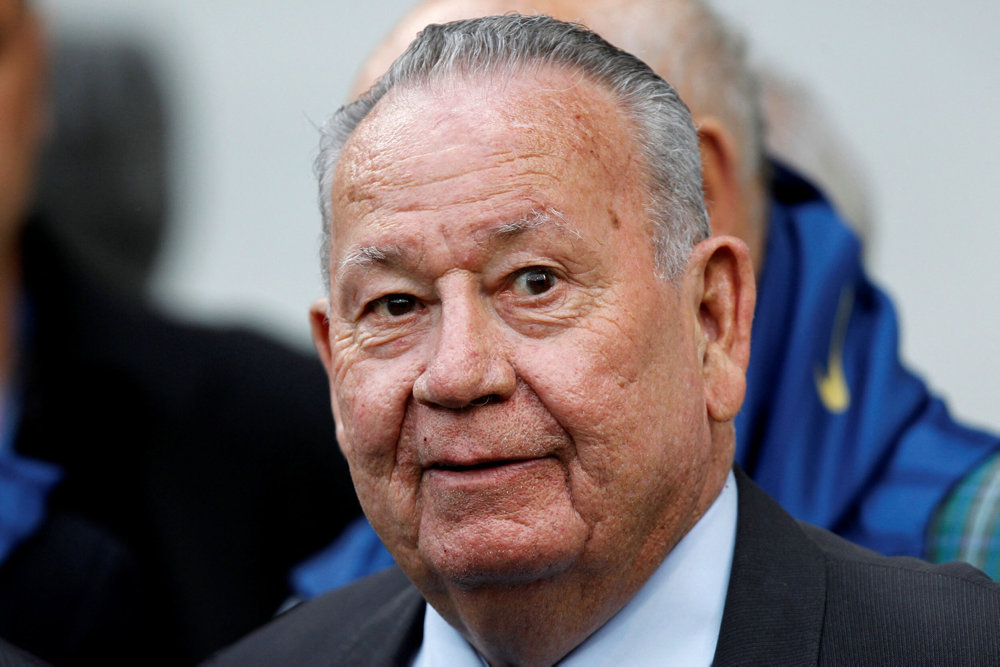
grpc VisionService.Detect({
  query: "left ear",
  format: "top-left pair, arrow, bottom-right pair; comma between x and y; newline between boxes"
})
685,235 -> 756,422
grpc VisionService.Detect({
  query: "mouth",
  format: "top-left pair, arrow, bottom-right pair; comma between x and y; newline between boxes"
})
429,458 -> 536,473
423,457 -> 554,482
420,456 -> 559,493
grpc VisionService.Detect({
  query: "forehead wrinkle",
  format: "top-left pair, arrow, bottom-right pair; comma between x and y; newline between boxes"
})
345,148 -> 561,209
334,207 -> 576,282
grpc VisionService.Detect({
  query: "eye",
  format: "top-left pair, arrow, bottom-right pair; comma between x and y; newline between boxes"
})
369,294 -> 420,317
512,267 -> 558,296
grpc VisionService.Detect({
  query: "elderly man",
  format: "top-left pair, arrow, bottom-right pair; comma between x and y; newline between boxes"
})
216,16 -> 1000,665
291,0 -> 999,595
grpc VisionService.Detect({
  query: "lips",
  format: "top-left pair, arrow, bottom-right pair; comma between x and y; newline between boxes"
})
429,458 -> 535,472
423,457 -> 555,487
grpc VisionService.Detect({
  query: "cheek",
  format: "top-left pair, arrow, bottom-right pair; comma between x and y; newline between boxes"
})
513,295 -> 706,494
517,307 -> 687,438
331,348 -> 430,560
331,344 -> 421,471
522,332 -> 709,566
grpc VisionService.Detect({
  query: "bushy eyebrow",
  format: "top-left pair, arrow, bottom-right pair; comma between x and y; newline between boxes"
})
339,245 -> 393,273
494,208 -> 567,237
334,208 -> 572,280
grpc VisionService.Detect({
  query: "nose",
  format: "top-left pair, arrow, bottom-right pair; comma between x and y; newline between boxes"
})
412,293 -> 516,409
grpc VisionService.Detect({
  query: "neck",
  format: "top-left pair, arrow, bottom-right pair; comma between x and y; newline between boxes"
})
448,569 -> 642,666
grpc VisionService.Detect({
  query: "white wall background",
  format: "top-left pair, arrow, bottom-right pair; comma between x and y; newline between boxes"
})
35,1 -> 1000,434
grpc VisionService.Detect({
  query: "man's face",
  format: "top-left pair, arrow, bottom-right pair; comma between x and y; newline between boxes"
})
314,69 -> 726,614
0,0 -> 44,240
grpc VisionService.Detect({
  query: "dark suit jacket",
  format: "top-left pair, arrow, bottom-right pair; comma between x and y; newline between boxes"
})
1,222 -> 362,665
0,638 -> 49,667
210,466 -> 1000,666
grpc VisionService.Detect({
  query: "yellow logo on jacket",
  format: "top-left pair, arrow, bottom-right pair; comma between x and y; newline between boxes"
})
814,287 -> 853,414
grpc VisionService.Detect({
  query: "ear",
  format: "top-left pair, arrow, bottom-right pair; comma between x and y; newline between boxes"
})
309,298 -> 335,377
685,235 -> 756,422
696,116 -> 743,239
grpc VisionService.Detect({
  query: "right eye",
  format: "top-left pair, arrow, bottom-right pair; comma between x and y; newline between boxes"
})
511,266 -> 558,297
368,294 -> 420,317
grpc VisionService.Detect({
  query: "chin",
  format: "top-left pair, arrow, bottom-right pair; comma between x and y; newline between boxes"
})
418,522 -> 586,591
432,549 -> 578,591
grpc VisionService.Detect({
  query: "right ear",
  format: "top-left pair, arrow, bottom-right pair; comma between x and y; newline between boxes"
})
309,298 -> 334,377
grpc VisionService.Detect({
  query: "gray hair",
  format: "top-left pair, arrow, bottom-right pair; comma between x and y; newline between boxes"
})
316,14 -> 710,288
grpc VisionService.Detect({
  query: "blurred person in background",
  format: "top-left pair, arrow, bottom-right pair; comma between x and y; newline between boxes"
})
33,34 -> 170,298
0,1 -> 361,663
289,0 -> 1000,597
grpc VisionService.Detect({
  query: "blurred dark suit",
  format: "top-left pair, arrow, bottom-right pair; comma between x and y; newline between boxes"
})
2,221 -> 360,665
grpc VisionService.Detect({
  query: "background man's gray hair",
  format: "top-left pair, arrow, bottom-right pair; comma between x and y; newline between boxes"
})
316,14 -> 710,289
650,0 -> 764,185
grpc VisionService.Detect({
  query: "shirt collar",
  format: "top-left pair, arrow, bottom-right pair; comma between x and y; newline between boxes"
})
414,470 -> 738,666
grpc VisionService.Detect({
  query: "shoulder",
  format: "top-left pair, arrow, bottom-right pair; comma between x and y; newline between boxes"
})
24,219 -> 330,421
719,468 -> 1000,665
802,523 -> 1000,663
207,567 -> 425,666
0,637 -> 48,667
803,515 -> 999,602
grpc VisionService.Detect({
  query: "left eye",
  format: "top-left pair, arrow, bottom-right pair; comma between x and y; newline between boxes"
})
369,294 -> 420,317
512,267 -> 557,296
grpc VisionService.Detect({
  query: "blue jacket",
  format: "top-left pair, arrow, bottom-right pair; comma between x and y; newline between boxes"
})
737,164 -> 998,556
291,165 -> 1000,596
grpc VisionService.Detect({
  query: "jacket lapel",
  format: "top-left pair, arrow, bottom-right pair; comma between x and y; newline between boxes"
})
332,568 -> 425,665
713,466 -> 827,665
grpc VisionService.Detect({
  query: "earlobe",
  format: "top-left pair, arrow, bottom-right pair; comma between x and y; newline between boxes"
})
687,236 -> 756,422
309,298 -> 335,376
